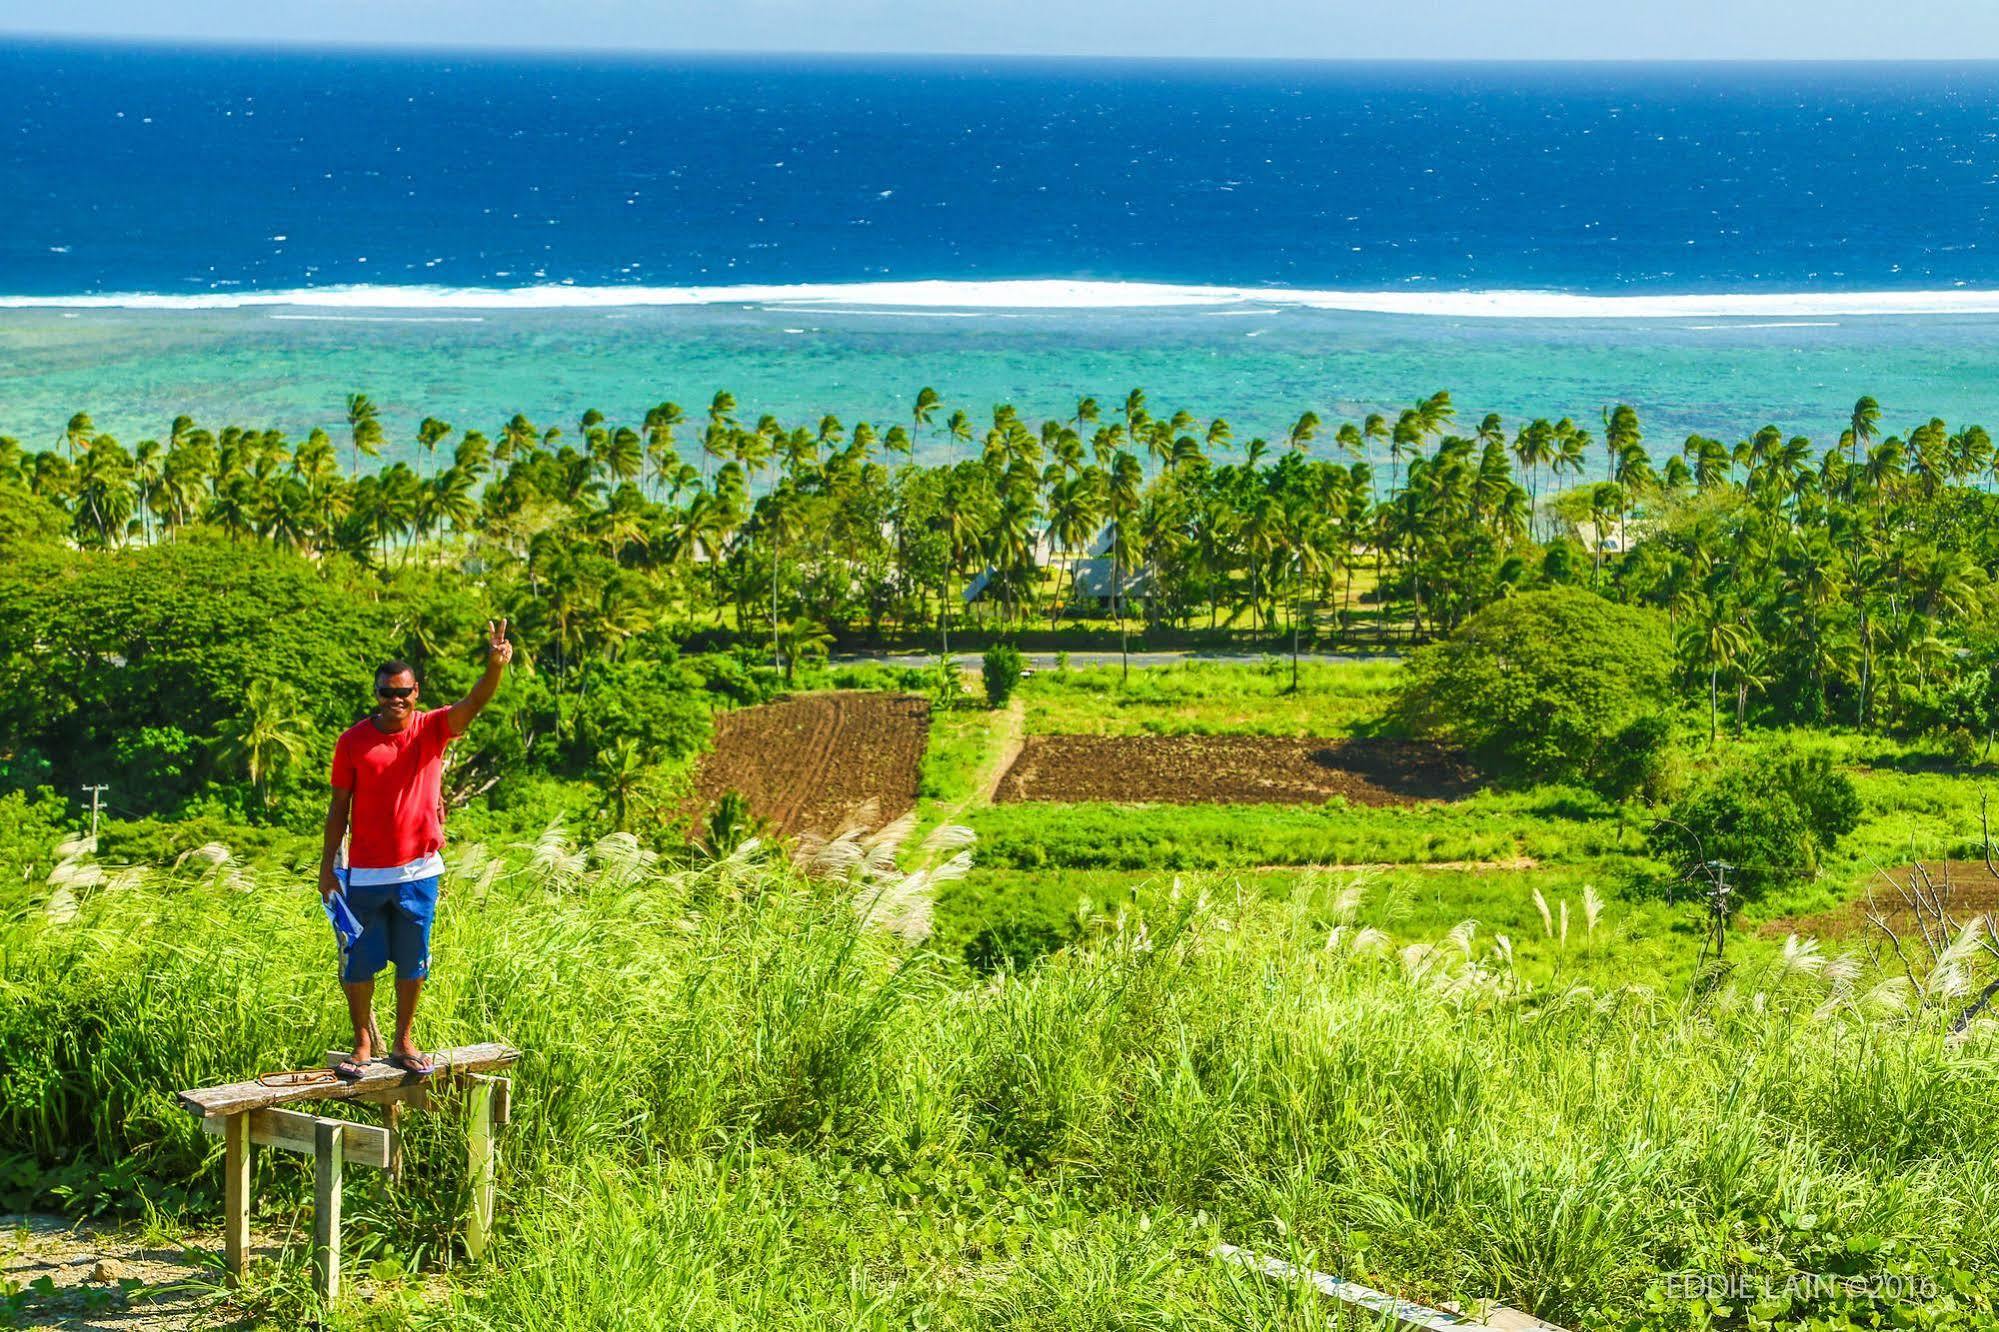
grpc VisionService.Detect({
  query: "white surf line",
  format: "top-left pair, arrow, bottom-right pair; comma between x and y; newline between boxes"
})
1212,1243 -> 1568,1332
10,279 -> 1999,319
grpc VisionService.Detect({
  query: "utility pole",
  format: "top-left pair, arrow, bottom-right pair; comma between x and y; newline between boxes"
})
80,784 -> 108,840
1703,859 -> 1734,960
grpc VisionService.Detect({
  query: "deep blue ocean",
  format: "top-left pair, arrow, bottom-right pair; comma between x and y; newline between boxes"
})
6,43 -> 1999,297
6,43 -> 1999,451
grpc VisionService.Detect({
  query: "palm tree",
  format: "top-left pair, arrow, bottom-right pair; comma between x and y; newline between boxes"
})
595,426 -> 643,487
61,411 -> 94,463
1074,396 -> 1100,445
345,393 -> 384,474
214,678 -> 312,806
1512,419 -> 1553,537
1285,411 -> 1321,454
701,391 -> 737,481
1688,601 -> 1751,746
416,416 -> 452,469
72,434 -> 135,547
1389,410 -> 1421,501
131,438 -> 162,543
1105,450 -> 1143,681
594,739 -> 652,832
1602,404 -> 1641,482
1120,388 -> 1148,440
760,481 -> 809,671
775,619 -> 834,686
1044,473 -> 1096,625
499,413 -> 538,464
913,387 -> 942,447
1849,395 -> 1880,469
1415,390 -> 1455,439
643,402 -> 685,497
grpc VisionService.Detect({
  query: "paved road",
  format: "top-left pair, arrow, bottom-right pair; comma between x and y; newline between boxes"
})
831,649 -> 1401,670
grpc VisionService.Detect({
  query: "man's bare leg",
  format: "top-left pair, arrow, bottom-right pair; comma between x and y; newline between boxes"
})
392,977 -> 425,1059
342,980 -> 378,1060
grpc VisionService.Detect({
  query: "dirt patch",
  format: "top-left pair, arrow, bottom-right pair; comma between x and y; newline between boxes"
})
691,691 -> 930,839
1760,861 -> 1999,938
993,735 -> 1478,806
1,1213 -> 249,1329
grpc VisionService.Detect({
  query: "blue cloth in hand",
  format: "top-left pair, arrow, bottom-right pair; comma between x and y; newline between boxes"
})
323,879 -> 364,950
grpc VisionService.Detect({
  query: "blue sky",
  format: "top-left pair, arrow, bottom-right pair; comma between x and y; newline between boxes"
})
1,0 -> 1996,60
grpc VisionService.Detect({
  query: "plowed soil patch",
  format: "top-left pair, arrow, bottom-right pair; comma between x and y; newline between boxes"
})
993,735 -> 1478,806
693,692 -> 929,838
1761,861 -> 1999,938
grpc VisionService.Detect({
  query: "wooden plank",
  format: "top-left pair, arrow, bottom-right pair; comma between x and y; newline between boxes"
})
202,1106 -> 392,1171
468,1073 -> 511,1126
178,1043 -> 519,1120
356,1084 -> 432,1111
1465,1310 -> 1568,1332
465,1077 -> 496,1262
223,1113 -> 250,1285
312,1120 -> 343,1301
1213,1244 -> 1569,1332
326,1055 -> 435,1111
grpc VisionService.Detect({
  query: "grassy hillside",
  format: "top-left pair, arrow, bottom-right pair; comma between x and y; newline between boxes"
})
5,838 -> 1998,1328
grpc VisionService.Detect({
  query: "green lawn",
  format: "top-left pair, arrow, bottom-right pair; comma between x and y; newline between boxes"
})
965,789 -> 1642,872
1021,660 -> 1405,736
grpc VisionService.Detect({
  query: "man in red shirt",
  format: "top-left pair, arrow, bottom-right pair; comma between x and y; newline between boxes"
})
318,620 -> 512,1079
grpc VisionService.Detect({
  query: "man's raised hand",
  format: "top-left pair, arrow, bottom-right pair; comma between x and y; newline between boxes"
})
486,618 -> 514,667
449,619 -> 512,734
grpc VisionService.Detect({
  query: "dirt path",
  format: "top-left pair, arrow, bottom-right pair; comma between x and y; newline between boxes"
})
975,697 -> 1028,807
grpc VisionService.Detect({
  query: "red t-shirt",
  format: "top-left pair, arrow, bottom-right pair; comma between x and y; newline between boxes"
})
330,708 -> 456,869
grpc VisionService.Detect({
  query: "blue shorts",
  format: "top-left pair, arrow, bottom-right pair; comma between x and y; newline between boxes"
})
339,876 -> 438,983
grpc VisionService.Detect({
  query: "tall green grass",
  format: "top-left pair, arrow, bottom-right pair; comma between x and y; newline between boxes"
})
933,863 -> 1720,988
4,838 -> 1999,1327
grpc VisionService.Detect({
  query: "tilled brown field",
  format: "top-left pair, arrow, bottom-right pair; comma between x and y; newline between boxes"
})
692,691 -> 930,838
992,735 -> 1478,806
1761,860 -> 1999,938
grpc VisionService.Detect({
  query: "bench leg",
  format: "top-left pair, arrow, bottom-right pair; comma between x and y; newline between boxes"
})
224,1112 -> 250,1286
465,1078 -> 496,1262
312,1120 -> 343,1300
385,1101 -> 405,1183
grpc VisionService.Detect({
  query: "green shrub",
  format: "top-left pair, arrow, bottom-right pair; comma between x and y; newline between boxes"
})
1396,587 -> 1674,794
981,644 -> 1024,709
568,655 -> 713,764
1653,748 -> 1861,902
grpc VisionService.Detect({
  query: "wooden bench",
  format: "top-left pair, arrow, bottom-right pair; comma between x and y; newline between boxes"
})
178,1042 -> 519,1299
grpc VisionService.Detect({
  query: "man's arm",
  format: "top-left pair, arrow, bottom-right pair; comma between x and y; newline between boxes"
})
446,618 -> 514,737
319,786 -> 352,899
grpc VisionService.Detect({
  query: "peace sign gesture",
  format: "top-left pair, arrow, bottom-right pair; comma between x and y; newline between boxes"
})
485,617 -> 514,667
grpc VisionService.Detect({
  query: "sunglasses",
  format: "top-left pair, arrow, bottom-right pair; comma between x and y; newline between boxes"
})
376,685 -> 416,700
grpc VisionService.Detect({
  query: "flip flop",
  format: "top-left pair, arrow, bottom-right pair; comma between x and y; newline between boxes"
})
386,1051 -> 435,1078
332,1059 -> 369,1083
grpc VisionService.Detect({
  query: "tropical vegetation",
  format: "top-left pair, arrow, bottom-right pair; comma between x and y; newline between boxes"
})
9,388 -> 1999,748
